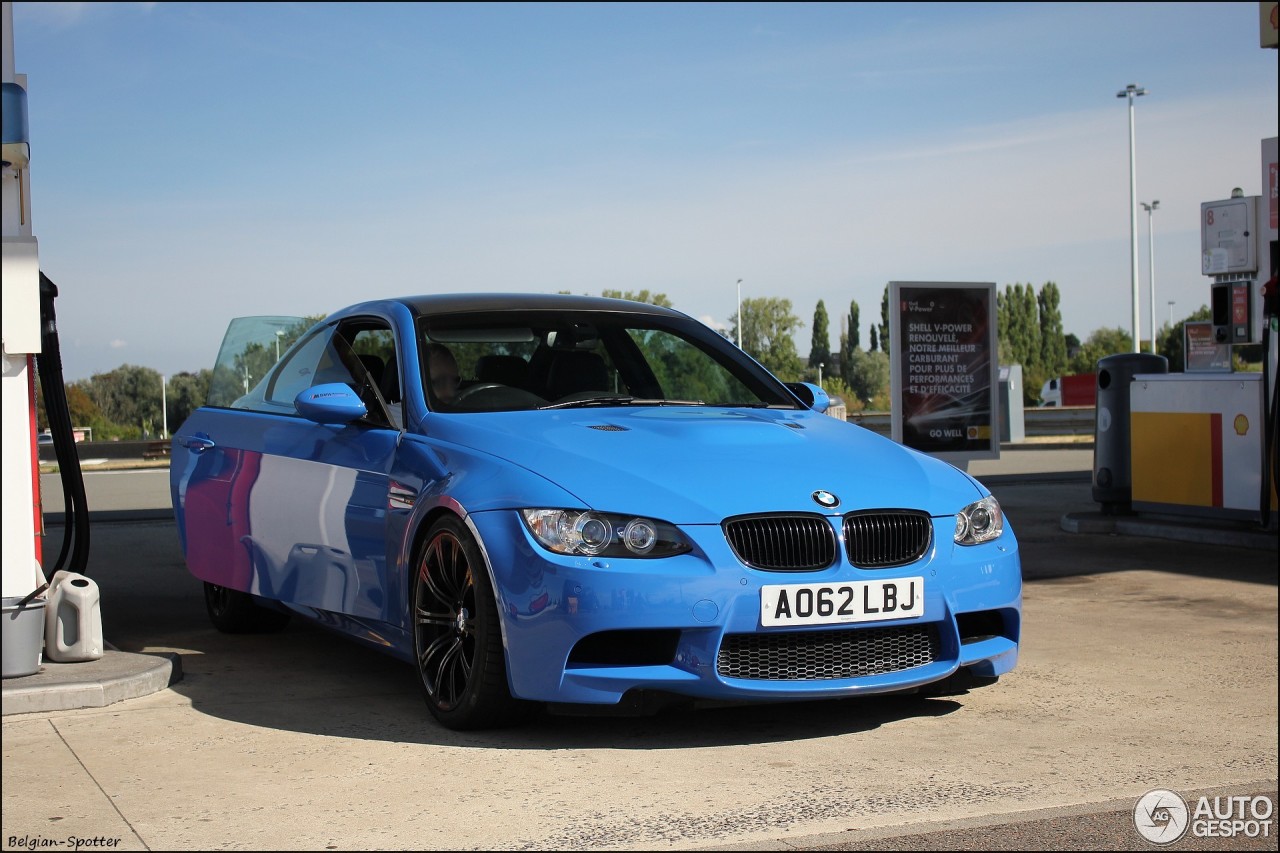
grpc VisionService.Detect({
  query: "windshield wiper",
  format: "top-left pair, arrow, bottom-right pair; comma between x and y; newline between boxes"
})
538,396 -> 705,411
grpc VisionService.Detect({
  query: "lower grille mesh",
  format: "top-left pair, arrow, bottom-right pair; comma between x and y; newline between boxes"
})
717,624 -> 938,680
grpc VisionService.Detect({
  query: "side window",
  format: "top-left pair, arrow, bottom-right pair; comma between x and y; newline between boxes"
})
206,315 -> 310,408
234,319 -> 400,428
264,329 -> 335,407
347,326 -> 399,428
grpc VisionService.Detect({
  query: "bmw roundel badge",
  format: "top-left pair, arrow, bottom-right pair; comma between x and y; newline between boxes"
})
812,490 -> 840,508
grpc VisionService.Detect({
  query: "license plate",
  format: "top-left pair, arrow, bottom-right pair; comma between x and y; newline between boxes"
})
760,578 -> 924,627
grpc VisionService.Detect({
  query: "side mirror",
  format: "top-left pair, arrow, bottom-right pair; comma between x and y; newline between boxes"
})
294,383 -> 367,425
784,381 -> 830,414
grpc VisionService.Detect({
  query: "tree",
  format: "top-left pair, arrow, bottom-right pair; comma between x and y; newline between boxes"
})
838,299 -> 860,384
34,376 -> 102,434
64,384 -> 101,428
869,325 -> 879,352
1019,284 -> 1042,376
601,289 -> 673,308
808,300 -> 831,370
729,297 -> 805,381
1068,327 -> 1135,375
878,285 -> 890,353
845,348 -> 890,409
167,370 -> 212,430
1037,282 -> 1068,380
1065,332 -> 1081,353
992,282 -> 1075,404
86,364 -> 165,437
998,283 -> 1038,370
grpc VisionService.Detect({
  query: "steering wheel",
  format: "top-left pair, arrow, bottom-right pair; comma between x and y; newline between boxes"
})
455,382 -> 505,401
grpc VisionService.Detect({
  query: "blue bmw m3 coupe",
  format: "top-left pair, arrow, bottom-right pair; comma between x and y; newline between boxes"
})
171,293 -> 1021,730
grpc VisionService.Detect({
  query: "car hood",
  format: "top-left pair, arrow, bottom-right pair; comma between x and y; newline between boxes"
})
431,407 -> 984,523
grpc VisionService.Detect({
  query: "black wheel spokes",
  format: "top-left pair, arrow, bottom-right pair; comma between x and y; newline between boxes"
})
430,633 -> 472,707
428,536 -> 464,601
415,531 -> 479,710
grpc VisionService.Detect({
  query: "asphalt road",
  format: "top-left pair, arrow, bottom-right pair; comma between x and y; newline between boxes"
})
5,464 -> 1277,851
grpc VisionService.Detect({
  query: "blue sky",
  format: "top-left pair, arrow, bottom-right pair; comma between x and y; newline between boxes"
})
10,1 -> 1278,381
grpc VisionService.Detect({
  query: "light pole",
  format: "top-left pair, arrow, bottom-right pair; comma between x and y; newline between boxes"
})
736,279 -> 743,349
160,375 -> 167,440
1117,83 -> 1146,353
1168,300 -> 1176,329
1141,199 -> 1159,353
817,362 -> 824,388
275,329 -> 285,361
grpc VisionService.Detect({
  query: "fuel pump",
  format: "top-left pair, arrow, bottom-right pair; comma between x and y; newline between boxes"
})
2,0 -> 46,603
1125,140 -> 1278,527
1259,137 -> 1279,525
2,3 -> 94,679
1204,136 -> 1279,525
1203,190 -> 1260,345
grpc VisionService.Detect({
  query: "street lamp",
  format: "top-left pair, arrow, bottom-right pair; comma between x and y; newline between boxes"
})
736,279 -> 743,349
1141,199 -> 1159,353
1117,83 -> 1146,353
1168,300 -> 1176,329
160,374 -> 167,440
817,362 -> 824,388
275,329 -> 285,361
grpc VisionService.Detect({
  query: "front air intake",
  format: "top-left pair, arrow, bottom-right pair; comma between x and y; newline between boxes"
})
718,624 -> 939,680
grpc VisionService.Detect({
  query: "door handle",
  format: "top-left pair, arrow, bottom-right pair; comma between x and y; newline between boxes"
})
180,434 -> 216,454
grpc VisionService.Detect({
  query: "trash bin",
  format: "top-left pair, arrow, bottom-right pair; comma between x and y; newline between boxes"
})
2,595 -> 47,678
1093,352 -> 1168,513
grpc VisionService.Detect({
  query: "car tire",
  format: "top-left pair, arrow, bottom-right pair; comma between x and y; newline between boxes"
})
203,582 -> 292,634
412,514 -> 539,730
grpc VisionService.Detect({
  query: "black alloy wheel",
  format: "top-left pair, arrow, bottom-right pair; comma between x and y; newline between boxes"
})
412,515 -> 538,730
202,581 -> 291,633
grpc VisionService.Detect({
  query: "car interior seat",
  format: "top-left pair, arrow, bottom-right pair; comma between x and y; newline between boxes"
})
375,355 -> 403,427
355,354 -> 385,392
545,350 -> 611,399
475,354 -> 530,388
379,356 -> 400,404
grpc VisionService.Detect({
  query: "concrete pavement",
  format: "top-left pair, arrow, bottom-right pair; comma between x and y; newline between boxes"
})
10,445 -> 1276,717
2,446 -> 1276,850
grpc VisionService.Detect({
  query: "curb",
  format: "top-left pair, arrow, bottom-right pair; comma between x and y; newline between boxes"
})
1062,511 -> 1279,551
44,509 -> 174,525
1,646 -> 183,715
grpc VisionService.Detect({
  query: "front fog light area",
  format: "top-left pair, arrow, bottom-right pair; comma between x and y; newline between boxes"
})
954,495 -> 1004,545
520,509 -> 690,558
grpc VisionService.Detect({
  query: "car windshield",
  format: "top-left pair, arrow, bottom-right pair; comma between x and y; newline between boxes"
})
419,310 -> 799,413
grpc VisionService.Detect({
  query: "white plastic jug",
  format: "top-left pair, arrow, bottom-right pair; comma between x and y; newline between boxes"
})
44,571 -> 104,662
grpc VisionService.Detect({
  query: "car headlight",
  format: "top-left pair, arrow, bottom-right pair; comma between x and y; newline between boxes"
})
954,495 -> 1004,545
520,509 -> 691,558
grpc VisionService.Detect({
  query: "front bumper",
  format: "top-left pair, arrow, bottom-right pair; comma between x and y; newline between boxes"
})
468,510 -> 1022,706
